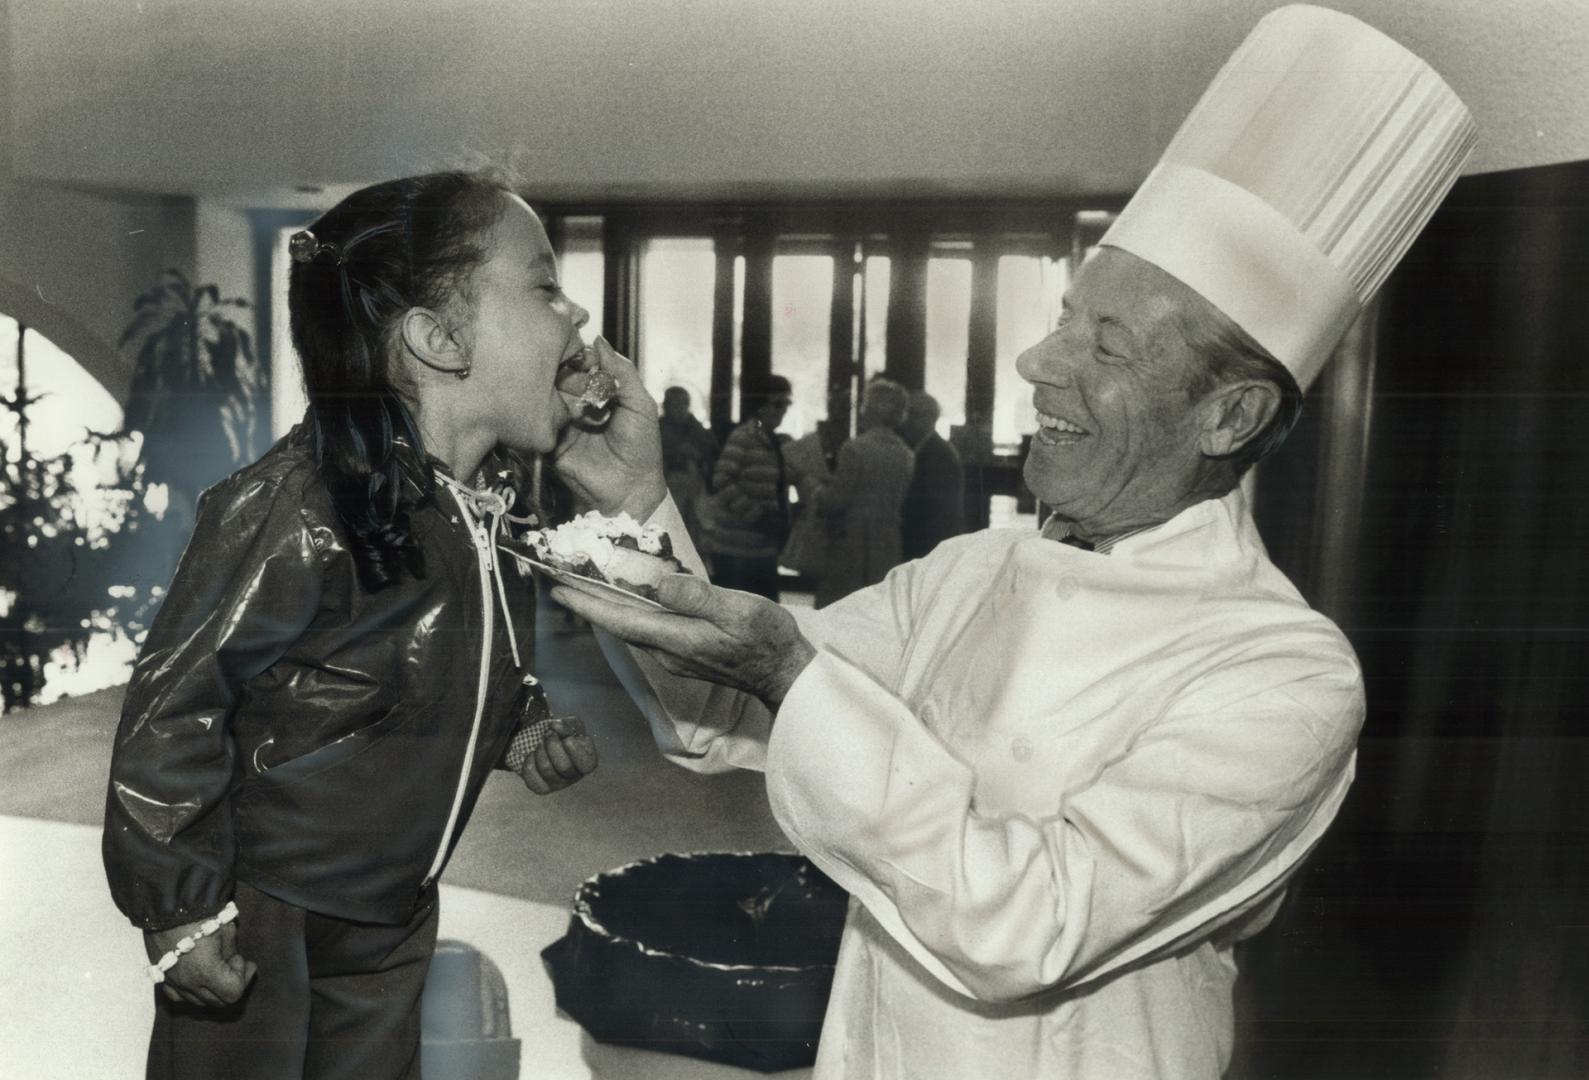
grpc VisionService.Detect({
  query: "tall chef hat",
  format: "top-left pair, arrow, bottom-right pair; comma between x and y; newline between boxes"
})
1101,4 -> 1477,390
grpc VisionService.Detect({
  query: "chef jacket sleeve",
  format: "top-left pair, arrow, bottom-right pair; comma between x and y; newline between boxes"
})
596,496 -> 919,774
763,636 -> 1366,1003
102,471 -> 326,931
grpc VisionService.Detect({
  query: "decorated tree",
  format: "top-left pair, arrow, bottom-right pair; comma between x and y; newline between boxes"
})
0,274 -> 260,711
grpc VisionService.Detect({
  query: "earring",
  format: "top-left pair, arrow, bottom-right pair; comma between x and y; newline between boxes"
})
454,365 -> 471,381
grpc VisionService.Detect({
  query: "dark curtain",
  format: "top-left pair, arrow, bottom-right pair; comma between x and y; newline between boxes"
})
1233,158 -> 1589,1079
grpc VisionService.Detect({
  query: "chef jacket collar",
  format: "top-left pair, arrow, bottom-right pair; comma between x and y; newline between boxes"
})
1040,515 -> 1161,555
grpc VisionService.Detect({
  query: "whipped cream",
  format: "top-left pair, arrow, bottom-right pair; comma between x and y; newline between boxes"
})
528,510 -> 668,569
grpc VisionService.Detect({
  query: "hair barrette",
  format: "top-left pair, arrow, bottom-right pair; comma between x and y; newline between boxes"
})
288,229 -> 345,266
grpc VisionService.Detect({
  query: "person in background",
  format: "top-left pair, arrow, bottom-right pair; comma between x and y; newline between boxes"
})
101,172 -> 609,1080
552,8 -> 1475,1077
899,390 -> 966,561
702,374 -> 792,600
657,385 -> 719,554
779,396 -> 848,596
811,377 -> 914,607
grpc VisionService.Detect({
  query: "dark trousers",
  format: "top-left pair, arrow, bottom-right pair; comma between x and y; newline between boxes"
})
711,553 -> 782,601
147,881 -> 439,1080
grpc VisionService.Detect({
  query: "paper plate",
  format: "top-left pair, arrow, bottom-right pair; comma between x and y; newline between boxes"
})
499,546 -> 665,610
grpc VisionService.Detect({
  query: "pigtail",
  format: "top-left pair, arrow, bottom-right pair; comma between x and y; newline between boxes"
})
289,172 -> 509,590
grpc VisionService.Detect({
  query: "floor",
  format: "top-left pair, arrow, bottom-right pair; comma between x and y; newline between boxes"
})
5,588 -> 1584,1079
0,599 -> 811,1080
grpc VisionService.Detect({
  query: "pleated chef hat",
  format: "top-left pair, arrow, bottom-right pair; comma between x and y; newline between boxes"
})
1102,4 -> 1476,390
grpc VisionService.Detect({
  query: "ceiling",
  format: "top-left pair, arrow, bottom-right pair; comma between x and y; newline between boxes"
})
7,0 -> 1588,203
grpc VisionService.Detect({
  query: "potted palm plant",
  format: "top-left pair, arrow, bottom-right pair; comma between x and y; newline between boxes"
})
120,269 -> 263,506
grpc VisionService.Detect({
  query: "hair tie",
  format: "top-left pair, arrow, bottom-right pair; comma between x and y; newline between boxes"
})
289,229 -> 345,266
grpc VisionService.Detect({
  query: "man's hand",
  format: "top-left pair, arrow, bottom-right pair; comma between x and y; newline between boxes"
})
144,915 -> 256,1008
518,716 -> 599,795
552,338 -> 668,521
551,574 -> 818,708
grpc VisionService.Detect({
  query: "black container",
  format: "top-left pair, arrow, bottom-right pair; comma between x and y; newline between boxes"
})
541,851 -> 848,1073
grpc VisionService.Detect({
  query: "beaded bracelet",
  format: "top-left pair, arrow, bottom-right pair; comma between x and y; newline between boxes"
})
146,901 -> 240,984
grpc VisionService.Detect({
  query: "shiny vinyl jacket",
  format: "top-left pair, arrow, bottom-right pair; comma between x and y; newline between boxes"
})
103,427 -> 536,931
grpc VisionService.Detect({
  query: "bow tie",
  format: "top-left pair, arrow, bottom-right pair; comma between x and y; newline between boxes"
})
1040,516 -> 1095,550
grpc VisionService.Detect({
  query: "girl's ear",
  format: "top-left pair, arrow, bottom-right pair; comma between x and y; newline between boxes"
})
1198,380 -> 1280,458
399,307 -> 467,376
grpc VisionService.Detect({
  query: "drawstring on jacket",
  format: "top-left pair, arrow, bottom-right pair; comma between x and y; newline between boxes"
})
437,473 -> 533,670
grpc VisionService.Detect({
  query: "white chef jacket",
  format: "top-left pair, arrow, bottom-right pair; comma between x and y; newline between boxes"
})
609,487 -> 1364,1079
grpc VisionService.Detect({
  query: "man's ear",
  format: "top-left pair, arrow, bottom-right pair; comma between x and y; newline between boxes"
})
1199,380 -> 1281,458
399,307 -> 466,375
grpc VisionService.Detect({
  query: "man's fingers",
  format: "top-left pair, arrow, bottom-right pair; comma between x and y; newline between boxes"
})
591,336 -> 639,384
653,573 -> 715,616
647,646 -> 698,679
550,586 -> 685,648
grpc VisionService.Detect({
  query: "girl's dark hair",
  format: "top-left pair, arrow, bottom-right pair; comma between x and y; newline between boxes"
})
289,170 -> 516,590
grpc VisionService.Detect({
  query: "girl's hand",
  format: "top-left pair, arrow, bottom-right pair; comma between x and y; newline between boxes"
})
144,915 -> 257,1008
517,716 -> 599,794
552,338 -> 668,520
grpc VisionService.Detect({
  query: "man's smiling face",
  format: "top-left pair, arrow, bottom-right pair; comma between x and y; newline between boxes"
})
1015,247 -> 1212,536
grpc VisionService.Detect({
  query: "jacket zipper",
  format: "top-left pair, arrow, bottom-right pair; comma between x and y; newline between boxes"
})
423,486 -> 495,887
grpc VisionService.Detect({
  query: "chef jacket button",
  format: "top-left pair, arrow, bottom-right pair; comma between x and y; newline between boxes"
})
1053,573 -> 1081,600
1011,735 -> 1033,762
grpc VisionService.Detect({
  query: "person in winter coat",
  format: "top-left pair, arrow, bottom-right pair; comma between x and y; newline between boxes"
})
811,378 -> 914,607
100,171 -> 649,1079
778,411 -> 846,591
657,385 -> 720,553
899,390 -> 967,561
702,374 -> 792,600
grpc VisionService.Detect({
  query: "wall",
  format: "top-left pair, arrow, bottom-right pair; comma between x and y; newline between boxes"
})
0,0 -> 194,400
9,0 -> 1589,203
7,0 -> 1588,400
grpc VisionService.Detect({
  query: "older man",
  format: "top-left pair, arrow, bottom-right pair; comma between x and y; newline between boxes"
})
555,7 -> 1474,1078
811,378 -> 915,606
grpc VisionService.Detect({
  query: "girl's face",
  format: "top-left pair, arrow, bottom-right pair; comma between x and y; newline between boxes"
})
460,193 -> 591,454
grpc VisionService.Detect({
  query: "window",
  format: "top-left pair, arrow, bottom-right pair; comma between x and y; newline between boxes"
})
994,254 -> 1069,451
272,226 -> 309,440
771,252 -> 835,438
1,316 -> 141,706
860,254 -> 890,381
731,255 -> 746,423
924,253 -> 973,438
639,237 -> 717,415
1074,210 -> 1117,265
557,216 -> 605,341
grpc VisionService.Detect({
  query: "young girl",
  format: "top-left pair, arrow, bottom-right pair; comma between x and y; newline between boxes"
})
102,171 -> 660,1079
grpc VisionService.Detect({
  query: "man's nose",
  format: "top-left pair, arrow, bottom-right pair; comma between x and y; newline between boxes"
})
1015,328 -> 1077,383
